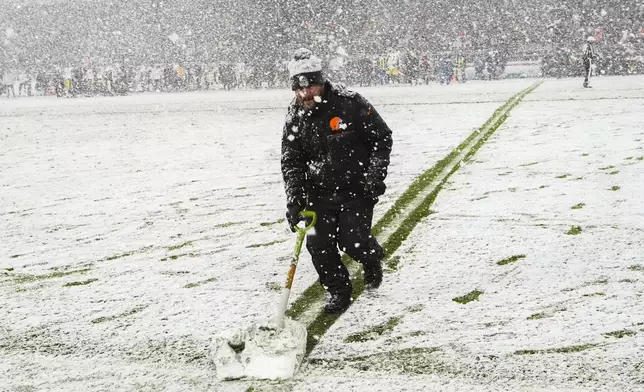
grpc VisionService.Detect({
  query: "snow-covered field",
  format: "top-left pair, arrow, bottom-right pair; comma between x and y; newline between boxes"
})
1,77 -> 642,391
301,77 -> 644,391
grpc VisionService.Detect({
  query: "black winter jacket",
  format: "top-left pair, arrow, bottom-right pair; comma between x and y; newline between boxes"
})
583,43 -> 595,63
281,81 -> 393,207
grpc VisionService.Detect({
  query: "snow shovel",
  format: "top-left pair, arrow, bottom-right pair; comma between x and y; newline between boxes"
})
211,210 -> 317,381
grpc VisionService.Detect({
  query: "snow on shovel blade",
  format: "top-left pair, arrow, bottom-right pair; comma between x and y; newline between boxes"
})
211,318 -> 307,381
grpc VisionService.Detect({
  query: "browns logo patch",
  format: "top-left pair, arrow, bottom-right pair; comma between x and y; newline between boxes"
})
329,116 -> 343,131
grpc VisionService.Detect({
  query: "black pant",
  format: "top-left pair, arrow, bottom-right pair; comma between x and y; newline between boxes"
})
584,60 -> 591,85
306,199 -> 383,297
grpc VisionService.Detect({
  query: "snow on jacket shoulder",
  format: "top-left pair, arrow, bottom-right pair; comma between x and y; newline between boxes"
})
281,81 -> 392,207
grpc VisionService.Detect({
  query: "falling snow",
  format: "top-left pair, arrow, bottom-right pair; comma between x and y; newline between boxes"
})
1,1 -> 643,390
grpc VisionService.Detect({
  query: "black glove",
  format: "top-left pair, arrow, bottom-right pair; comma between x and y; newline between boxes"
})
286,204 -> 303,232
363,180 -> 386,200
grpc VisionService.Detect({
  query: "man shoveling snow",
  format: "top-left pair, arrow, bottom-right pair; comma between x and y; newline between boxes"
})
281,48 -> 393,314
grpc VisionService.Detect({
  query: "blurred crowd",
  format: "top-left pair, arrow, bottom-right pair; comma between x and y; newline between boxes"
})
2,62 -> 289,98
1,49 -> 516,98
1,0 -> 643,97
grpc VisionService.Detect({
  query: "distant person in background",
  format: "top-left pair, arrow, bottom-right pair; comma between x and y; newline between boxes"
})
420,55 -> 432,84
72,67 -> 82,96
455,53 -> 466,83
151,65 -> 163,92
176,64 -> 186,90
63,66 -> 73,97
163,66 -> 173,91
54,68 -> 64,97
438,57 -> 454,84
36,70 -> 47,94
2,70 -> 17,98
84,67 -> 95,95
583,36 -> 596,88
95,67 -> 105,95
474,54 -> 485,80
486,51 -> 497,79
105,67 -> 114,95
219,62 -> 234,90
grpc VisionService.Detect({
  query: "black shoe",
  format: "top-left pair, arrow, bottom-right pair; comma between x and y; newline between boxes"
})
323,293 -> 351,314
363,262 -> 383,290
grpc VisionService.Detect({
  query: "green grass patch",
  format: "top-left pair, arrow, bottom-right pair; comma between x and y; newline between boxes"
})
308,347 -> 445,375
386,255 -> 402,271
483,321 -> 508,328
168,241 -> 193,251
566,225 -> 582,235
161,253 -> 196,261
453,290 -> 484,304
628,265 -> 644,272
555,173 -> 570,179
571,203 -> 585,210
520,161 -> 540,167
539,185 -> 547,189
582,153 -> 589,157
585,279 -> 608,286
10,254 -> 22,259
214,221 -> 246,228
599,165 -> 615,170
637,156 -> 644,161
247,239 -> 287,248
13,268 -> 91,284
381,190 -> 441,268
159,270 -> 191,276
5,267 -> 14,272
106,251 -> 135,261
497,254 -> 526,266
265,282 -> 282,291
184,277 -> 217,288
610,185 -> 620,191
515,344 -> 597,355
603,330 -> 636,339
260,218 -> 285,227
63,279 -> 98,287
372,149 -> 471,240
344,317 -> 401,343
189,197 -> 199,201
582,292 -> 605,297
527,313 -> 549,320
619,278 -> 636,283
368,88 -> 540,242
91,305 -> 148,324
608,170 -> 619,175
105,246 -> 153,261
405,304 -> 425,313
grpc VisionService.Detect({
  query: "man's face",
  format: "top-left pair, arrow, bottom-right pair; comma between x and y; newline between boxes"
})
296,84 -> 324,109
